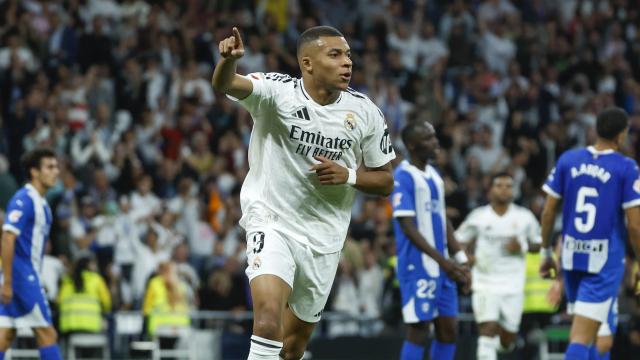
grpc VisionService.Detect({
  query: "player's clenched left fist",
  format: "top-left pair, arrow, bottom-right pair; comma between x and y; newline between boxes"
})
218,27 -> 245,59
310,156 -> 349,185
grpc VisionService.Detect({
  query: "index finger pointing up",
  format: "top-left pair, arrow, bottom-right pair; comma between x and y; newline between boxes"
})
232,27 -> 244,47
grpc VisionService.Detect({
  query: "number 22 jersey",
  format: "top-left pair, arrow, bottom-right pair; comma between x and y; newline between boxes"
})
543,146 -> 640,274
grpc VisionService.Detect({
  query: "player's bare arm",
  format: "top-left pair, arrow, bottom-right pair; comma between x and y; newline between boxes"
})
211,27 -> 253,100
445,219 -> 471,291
310,156 -> 393,196
0,231 -> 16,304
626,206 -> 640,301
398,217 -> 468,284
540,194 -> 560,278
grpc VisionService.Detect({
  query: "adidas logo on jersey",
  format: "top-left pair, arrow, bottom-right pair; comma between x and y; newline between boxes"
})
291,107 -> 311,121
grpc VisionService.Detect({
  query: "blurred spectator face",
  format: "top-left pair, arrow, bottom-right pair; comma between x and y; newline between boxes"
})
177,177 -> 193,196
173,243 -> 189,263
119,195 -> 130,213
7,34 -> 21,49
480,127 -> 493,146
208,270 -> 231,296
145,229 -> 159,250
94,169 -> 109,191
81,197 -> 97,218
396,22 -> 410,38
420,22 -> 435,39
137,175 -> 152,194
489,175 -> 514,204
96,103 -> 111,125
159,211 -> 176,228
192,132 -> 208,153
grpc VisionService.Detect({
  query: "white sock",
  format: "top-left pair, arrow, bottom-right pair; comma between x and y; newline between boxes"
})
248,335 -> 283,360
477,336 -> 499,360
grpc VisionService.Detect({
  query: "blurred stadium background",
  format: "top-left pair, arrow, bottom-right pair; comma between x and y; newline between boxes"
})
1,0 -> 640,359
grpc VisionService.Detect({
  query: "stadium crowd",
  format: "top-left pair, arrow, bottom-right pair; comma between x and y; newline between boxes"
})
1,0 -> 640,352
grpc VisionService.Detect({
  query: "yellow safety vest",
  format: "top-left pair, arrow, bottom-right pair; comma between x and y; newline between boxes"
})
143,276 -> 190,336
58,271 -> 111,333
523,253 -> 557,313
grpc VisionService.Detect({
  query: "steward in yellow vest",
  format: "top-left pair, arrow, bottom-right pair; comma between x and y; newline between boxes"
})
57,257 -> 111,333
524,252 -> 558,314
143,261 -> 190,336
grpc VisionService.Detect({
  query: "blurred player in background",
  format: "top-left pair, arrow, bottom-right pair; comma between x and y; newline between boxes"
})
212,26 -> 395,360
391,122 -> 470,360
0,148 -> 62,360
456,172 -> 541,360
539,107 -> 640,359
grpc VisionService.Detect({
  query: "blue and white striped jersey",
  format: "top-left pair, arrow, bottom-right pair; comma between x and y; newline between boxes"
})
2,184 -> 52,284
543,146 -> 640,274
391,160 -> 448,280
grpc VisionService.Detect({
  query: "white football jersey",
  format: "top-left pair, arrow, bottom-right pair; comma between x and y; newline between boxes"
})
233,72 -> 395,253
455,204 -> 541,294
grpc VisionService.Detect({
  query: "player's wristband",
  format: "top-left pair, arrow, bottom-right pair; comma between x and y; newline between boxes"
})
454,250 -> 469,265
542,247 -> 554,258
346,168 -> 357,186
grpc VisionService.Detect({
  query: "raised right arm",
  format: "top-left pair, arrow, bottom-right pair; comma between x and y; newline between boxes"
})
211,27 -> 253,100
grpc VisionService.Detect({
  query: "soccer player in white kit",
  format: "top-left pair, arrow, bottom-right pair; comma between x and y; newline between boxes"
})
455,173 -> 542,360
212,26 -> 396,360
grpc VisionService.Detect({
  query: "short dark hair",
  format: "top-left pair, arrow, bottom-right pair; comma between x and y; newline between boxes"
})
596,107 -> 629,140
490,171 -> 512,186
297,26 -> 344,57
21,148 -> 56,180
401,121 -> 433,148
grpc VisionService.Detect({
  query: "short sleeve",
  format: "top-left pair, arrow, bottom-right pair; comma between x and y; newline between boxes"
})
454,210 -> 479,244
391,170 -> 416,217
542,155 -> 565,198
361,106 -> 396,168
232,72 -> 287,115
525,211 -> 542,244
2,194 -> 33,236
622,161 -> 640,209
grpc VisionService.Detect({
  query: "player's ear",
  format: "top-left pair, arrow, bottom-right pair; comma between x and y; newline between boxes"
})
300,56 -> 312,74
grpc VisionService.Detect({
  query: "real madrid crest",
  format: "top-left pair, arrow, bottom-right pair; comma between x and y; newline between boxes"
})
253,256 -> 262,270
344,113 -> 356,130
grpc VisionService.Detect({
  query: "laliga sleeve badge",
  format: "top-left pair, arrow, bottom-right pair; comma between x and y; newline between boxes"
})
633,178 -> 640,194
344,113 -> 356,130
8,210 -> 23,223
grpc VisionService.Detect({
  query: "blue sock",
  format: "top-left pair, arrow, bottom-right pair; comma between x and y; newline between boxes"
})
565,343 -> 589,360
598,351 -> 610,360
0,351 -> 4,360
589,346 -> 599,360
430,340 -> 456,360
39,344 -> 62,360
400,341 -> 424,360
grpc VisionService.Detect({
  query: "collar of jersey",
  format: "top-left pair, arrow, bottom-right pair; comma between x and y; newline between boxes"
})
25,183 -> 45,201
299,79 -> 343,106
587,146 -> 615,155
402,160 -> 432,177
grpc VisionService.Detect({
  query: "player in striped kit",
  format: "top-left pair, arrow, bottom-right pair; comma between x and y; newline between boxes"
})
0,148 -> 62,360
539,107 -> 640,359
391,122 -> 470,360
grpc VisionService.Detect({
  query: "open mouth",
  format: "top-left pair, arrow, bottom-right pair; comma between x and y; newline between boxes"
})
340,73 -> 351,81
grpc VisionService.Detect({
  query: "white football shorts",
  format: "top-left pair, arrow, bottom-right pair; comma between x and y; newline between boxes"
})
245,225 -> 341,323
472,291 -> 524,333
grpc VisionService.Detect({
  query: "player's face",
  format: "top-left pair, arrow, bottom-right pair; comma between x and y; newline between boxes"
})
489,176 -> 514,204
309,36 -> 352,91
411,124 -> 440,162
35,157 -> 60,189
